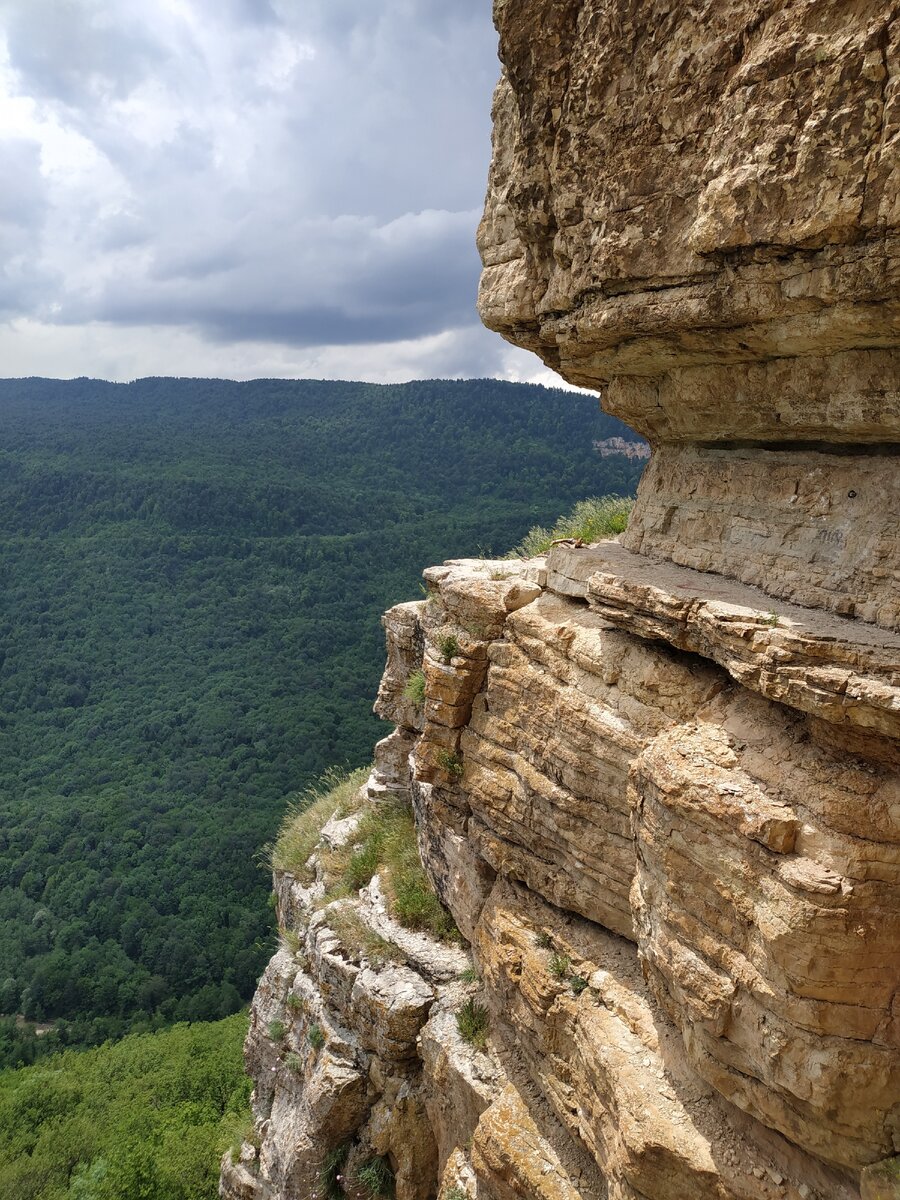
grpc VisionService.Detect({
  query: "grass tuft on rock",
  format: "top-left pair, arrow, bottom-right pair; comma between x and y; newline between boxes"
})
326,906 -> 407,967
402,668 -> 426,705
325,800 -> 459,943
321,1143 -> 351,1200
456,997 -> 489,1049
356,1155 -> 396,1198
271,766 -> 369,883
437,632 -> 461,663
548,952 -> 571,980
509,495 -> 634,558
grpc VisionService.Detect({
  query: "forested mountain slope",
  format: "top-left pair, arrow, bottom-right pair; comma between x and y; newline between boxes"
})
0,376 -> 644,1061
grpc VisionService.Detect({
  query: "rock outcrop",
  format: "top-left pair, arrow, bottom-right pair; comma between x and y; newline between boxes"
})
223,3 -> 900,1199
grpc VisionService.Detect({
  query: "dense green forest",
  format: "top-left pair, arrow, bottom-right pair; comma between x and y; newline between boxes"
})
0,376 -> 645,1061
0,1012 -> 250,1199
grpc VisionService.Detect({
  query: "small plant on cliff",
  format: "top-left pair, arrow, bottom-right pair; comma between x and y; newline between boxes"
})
393,869 -> 458,939
286,992 -> 307,1015
534,930 -> 553,950
570,973 -> 589,996
285,1051 -> 303,1073
548,952 -> 571,980
224,1110 -> 258,1166
436,749 -> 464,780
509,495 -> 634,558
402,668 -> 426,705
271,765 -> 369,883
267,1019 -> 286,1042
280,927 -> 301,954
443,1188 -> 468,1200
321,1143 -> 351,1200
327,905 -> 407,967
458,966 -> 479,984
308,1022 -> 326,1050
356,1155 -> 396,1198
456,997 -> 489,1049
437,632 -> 461,663
324,801 -> 459,943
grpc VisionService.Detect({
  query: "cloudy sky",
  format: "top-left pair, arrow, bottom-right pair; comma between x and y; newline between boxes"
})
0,0 -> 558,384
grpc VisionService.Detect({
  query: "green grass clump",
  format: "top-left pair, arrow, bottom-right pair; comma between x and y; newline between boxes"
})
280,927 -> 301,954
286,992 -> 307,1014
308,1023 -> 326,1050
534,930 -> 553,950
267,1019 -> 286,1042
327,906 -> 407,967
458,966 -> 479,984
391,858 -> 458,939
325,801 -> 458,942
271,766 -> 369,882
443,1188 -> 468,1200
437,633 -> 461,663
436,750 -> 464,780
403,668 -> 426,705
357,1155 -> 396,1198
223,1108 -> 258,1166
548,952 -> 571,980
321,1143 -> 351,1200
509,495 -> 634,558
570,974 -> 589,996
285,1051 -> 304,1073
456,998 -> 489,1049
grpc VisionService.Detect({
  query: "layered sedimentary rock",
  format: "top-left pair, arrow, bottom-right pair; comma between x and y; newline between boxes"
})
224,3 -> 900,1198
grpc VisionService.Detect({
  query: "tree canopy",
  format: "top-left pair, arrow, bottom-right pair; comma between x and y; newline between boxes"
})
0,376 -> 646,1060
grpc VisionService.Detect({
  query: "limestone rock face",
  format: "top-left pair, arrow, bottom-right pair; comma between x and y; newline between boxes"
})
478,0 -> 900,623
225,4 -> 900,1199
467,1 -> 900,1191
478,0 -> 900,398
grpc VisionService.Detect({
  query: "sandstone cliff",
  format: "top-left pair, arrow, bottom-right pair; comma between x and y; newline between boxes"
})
222,3 -> 900,1198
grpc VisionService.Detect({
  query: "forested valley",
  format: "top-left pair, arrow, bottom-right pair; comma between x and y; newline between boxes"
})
0,376 -> 645,1065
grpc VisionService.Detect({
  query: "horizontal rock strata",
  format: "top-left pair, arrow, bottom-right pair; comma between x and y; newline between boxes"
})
225,539 -> 899,1200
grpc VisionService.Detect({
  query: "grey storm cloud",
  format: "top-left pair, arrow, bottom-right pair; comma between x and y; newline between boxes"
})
0,0 -> 502,359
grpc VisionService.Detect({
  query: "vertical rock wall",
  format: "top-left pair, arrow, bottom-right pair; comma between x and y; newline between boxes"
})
471,0 -> 900,1193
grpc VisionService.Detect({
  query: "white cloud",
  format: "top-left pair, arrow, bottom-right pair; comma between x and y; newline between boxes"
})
0,316 -> 589,392
0,0 -> 531,383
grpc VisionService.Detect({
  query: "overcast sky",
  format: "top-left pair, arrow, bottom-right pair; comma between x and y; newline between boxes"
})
0,0 -> 561,384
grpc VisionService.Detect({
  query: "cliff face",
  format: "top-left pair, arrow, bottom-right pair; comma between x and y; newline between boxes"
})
222,4 -> 900,1199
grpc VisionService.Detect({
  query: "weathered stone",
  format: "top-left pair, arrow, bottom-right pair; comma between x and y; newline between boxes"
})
478,2 -> 900,404
632,689 -> 900,1168
369,729 -> 416,801
410,783 -> 496,943
472,1084 -> 590,1200
572,540 -> 900,734
374,600 -> 426,731
461,589 -> 721,938
621,445 -> 900,630
419,991 -> 505,1176
474,878 -> 857,1200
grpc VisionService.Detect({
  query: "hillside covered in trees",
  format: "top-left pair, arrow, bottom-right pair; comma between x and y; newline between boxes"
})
0,1012 -> 249,1199
0,376 -> 645,1062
